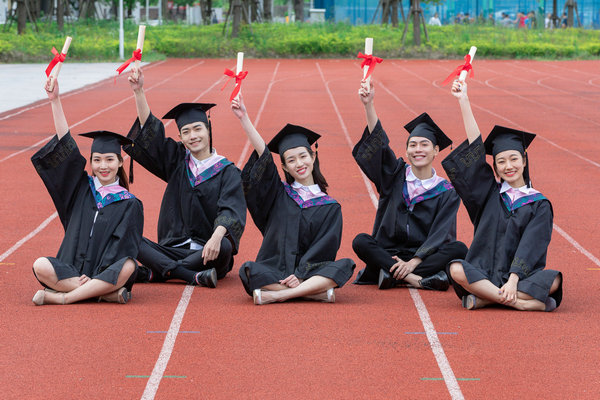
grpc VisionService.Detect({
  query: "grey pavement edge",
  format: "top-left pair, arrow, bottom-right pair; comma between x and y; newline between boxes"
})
0,62 -> 149,114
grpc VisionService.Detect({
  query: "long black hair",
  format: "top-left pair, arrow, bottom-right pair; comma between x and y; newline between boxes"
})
282,148 -> 329,193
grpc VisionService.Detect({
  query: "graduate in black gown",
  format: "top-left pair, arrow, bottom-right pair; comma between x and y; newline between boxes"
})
442,80 -> 562,311
352,81 -> 468,291
124,66 -> 246,287
231,95 -> 355,305
31,77 -> 143,305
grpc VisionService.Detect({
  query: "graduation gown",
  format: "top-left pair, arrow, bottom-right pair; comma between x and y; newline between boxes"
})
238,149 -> 355,295
31,132 -> 144,286
123,112 -> 246,255
352,120 -> 461,260
441,136 -> 562,305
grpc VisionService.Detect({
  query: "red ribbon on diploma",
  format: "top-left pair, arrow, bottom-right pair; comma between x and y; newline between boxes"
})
357,52 -> 383,80
222,68 -> 248,101
45,47 -> 67,77
442,54 -> 474,86
116,49 -> 142,75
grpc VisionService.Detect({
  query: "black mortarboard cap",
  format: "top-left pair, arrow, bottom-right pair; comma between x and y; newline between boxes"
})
267,124 -> 321,155
162,103 -> 216,131
79,131 -> 135,184
483,125 -> 536,157
79,130 -> 133,154
404,112 -> 452,151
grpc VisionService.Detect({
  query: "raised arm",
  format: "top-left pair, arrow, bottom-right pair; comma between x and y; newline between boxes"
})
451,80 -> 481,144
231,94 -> 266,156
128,66 -> 151,126
359,80 -> 378,133
45,77 -> 69,139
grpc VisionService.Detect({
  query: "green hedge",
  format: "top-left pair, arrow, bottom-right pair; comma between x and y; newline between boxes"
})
1,20 -> 599,62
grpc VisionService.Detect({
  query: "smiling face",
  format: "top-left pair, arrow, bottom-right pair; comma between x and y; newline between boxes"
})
494,149 -> 526,187
406,137 -> 439,169
281,146 -> 315,186
91,152 -> 123,186
179,121 -> 210,158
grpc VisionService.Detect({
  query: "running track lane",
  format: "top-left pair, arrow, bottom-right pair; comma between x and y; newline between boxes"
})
1,59 -> 600,399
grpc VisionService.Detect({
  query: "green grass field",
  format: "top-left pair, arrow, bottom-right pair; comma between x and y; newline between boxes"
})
1,20 -> 599,62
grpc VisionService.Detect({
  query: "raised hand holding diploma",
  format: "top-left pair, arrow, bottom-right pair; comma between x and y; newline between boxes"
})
357,38 -> 383,92
116,25 -> 145,77
222,52 -> 248,102
46,36 -> 72,92
442,46 -> 477,86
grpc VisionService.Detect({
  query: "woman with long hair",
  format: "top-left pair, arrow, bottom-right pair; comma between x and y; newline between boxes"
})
441,80 -> 562,311
31,77 -> 143,305
231,95 -> 355,305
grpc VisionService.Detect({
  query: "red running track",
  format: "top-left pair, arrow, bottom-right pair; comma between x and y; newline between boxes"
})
1,58 -> 599,399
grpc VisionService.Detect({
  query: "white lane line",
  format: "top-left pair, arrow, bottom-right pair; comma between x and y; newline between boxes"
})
0,212 -> 58,262
483,76 -> 600,128
141,285 -> 195,400
0,60 -> 203,164
316,61 -> 464,400
236,62 -> 281,167
392,61 -> 600,170
409,288 -> 464,399
141,62 -> 280,400
553,224 -> 600,267
0,60 -> 166,122
533,61 -> 600,79
507,61 -> 600,91
391,61 -> 600,272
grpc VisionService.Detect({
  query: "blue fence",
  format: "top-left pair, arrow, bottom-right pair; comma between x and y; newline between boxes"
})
313,0 -> 600,28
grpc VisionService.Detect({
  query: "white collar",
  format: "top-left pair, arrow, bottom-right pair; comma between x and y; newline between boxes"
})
291,181 -> 322,194
94,176 -> 120,190
406,166 -> 438,190
190,149 -> 219,166
500,181 -> 531,194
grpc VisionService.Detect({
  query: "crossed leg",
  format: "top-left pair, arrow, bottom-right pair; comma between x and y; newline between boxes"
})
32,257 -> 136,305
258,276 -> 336,304
449,262 -> 561,311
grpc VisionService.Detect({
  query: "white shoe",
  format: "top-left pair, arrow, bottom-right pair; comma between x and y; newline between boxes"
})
324,288 -> 335,303
253,289 -> 262,305
304,288 -> 336,303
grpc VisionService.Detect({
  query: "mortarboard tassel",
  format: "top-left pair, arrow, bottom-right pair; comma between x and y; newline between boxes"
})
129,145 -> 134,184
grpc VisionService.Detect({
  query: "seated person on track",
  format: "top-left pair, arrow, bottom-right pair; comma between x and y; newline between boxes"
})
124,67 -> 246,287
31,77 -> 143,305
441,80 -> 562,311
352,81 -> 468,291
231,95 -> 355,305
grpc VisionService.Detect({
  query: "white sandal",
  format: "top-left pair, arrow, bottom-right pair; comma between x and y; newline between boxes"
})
253,289 -> 262,305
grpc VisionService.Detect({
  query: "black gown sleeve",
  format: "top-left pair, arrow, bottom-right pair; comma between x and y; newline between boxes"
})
213,165 -> 247,253
352,119 -> 405,195
414,190 -> 460,259
123,112 -> 185,182
509,200 -> 553,280
241,148 -> 281,234
31,132 -> 88,229
297,204 -> 344,270
441,136 -> 497,225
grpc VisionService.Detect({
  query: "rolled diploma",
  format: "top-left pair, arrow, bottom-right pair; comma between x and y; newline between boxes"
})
49,36 -> 72,91
459,46 -> 477,82
235,52 -> 244,100
363,37 -> 373,86
132,25 -> 146,78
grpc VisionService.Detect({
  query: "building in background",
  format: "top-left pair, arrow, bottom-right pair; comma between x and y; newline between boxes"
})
312,0 -> 600,28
